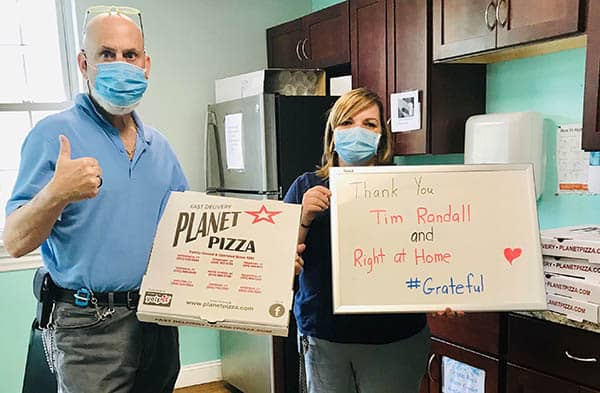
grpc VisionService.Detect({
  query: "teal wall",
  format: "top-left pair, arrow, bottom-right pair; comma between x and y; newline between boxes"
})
312,0 -> 344,11
487,48 -> 595,229
0,270 -> 38,393
397,48 -> 596,230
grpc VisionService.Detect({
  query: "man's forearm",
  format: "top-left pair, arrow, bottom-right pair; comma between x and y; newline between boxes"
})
3,184 -> 67,258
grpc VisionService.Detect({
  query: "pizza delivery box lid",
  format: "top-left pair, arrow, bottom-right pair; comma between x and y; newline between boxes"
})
541,225 -> 600,262
543,255 -> 600,282
546,293 -> 600,323
137,191 -> 301,337
545,273 -> 600,304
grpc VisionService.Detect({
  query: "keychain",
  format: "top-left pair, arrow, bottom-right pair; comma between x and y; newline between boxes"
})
91,296 -> 115,320
75,288 -> 115,320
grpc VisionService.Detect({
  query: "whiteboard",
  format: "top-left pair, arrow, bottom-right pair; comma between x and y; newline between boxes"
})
330,164 -> 546,314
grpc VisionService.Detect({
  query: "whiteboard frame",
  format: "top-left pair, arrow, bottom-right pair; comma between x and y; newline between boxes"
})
330,164 -> 546,314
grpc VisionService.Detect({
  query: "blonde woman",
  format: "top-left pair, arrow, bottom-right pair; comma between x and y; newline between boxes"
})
284,88 -> 431,393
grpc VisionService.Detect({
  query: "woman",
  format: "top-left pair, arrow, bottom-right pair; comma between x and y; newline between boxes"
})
284,88 -> 431,393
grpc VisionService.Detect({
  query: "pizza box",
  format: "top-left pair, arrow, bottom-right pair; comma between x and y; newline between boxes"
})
137,191 -> 301,336
546,293 -> 599,323
543,255 -> 600,282
545,273 -> 600,304
541,225 -> 600,262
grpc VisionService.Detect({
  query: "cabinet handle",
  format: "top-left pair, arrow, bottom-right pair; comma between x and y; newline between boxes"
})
301,38 -> 309,60
496,0 -> 508,27
427,353 -> 438,382
485,1 -> 497,30
295,39 -> 303,61
565,350 -> 598,363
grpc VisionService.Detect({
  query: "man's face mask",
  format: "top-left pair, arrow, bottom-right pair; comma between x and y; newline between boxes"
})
89,61 -> 148,116
333,126 -> 381,164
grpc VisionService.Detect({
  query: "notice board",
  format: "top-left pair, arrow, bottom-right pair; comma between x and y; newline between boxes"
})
330,164 -> 546,314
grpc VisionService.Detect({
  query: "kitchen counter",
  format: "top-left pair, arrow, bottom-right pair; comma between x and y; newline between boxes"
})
516,310 -> 600,334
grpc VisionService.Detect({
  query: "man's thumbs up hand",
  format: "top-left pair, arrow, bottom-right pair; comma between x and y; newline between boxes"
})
57,134 -> 72,161
49,135 -> 103,203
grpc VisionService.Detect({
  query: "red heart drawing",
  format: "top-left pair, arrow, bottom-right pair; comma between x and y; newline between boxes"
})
504,248 -> 522,265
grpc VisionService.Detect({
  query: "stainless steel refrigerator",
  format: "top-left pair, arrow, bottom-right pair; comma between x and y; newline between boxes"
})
205,93 -> 338,393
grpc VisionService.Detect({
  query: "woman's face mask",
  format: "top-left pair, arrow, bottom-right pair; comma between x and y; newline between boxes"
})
89,61 -> 148,115
334,126 -> 381,164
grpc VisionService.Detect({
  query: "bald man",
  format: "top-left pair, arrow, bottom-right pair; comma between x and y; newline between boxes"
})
4,10 -> 187,393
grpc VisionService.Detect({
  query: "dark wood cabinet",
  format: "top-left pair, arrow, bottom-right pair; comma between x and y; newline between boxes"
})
423,314 -> 504,393
433,0 -> 584,61
428,312 -> 505,356
303,2 -> 350,68
583,0 -> 600,150
267,18 -> 305,69
419,376 -> 429,393
507,314 -> 600,391
394,0 -> 486,154
350,0 -> 486,154
432,0 -> 496,60
267,2 -> 349,69
422,338 -> 500,393
424,313 -> 600,393
349,0 -> 393,111
506,364 -> 596,393
496,0 -> 583,48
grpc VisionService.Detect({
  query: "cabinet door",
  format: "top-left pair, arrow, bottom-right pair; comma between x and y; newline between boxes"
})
427,312 -> 503,356
425,339 -> 499,393
392,0 -> 428,153
583,0 -> 600,150
418,377 -> 429,393
507,314 -> 600,390
496,0 -> 583,48
506,364 -> 580,393
432,0 -> 497,60
303,2 -> 350,68
267,18 -> 305,68
350,0 -> 394,115
393,0 -> 486,155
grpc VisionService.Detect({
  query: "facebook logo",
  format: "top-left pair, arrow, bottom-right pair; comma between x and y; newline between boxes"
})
269,303 -> 286,318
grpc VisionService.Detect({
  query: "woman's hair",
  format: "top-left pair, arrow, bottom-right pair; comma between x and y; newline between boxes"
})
316,87 -> 392,178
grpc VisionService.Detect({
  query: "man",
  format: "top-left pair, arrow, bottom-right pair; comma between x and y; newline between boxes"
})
4,9 -> 186,393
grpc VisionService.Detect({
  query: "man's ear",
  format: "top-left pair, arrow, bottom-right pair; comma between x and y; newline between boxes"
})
144,52 -> 151,79
77,51 -> 88,78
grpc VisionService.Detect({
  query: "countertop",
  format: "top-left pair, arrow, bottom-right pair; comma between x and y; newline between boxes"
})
517,310 -> 600,334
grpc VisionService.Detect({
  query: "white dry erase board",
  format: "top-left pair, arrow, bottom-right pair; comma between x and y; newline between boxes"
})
330,164 -> 546,314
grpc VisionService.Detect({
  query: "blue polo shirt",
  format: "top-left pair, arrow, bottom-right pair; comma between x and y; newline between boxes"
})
284,172 -> 426,344
6,94 -> 188,292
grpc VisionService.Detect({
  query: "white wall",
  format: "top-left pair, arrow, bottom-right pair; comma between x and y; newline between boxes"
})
73,0 -> 311,190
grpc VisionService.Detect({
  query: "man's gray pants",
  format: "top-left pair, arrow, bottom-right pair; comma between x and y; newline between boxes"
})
43,301 -> 180,393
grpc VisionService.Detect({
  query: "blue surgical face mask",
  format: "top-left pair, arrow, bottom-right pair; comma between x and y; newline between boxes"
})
334,127 -> 381,164
92,62 -> 148,114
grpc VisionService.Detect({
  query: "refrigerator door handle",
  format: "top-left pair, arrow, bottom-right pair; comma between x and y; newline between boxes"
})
205,109 -> 225,191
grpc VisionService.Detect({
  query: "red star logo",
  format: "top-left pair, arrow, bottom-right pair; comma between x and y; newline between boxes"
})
244,204 -> 282,224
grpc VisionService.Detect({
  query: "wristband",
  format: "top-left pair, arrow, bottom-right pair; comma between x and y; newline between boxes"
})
300,222 -> 310,229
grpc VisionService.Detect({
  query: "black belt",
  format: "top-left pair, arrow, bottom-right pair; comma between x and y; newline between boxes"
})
53,287 -> 139,309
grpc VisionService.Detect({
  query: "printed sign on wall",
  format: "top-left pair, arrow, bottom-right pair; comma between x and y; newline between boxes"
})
330,164 -> 546,313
